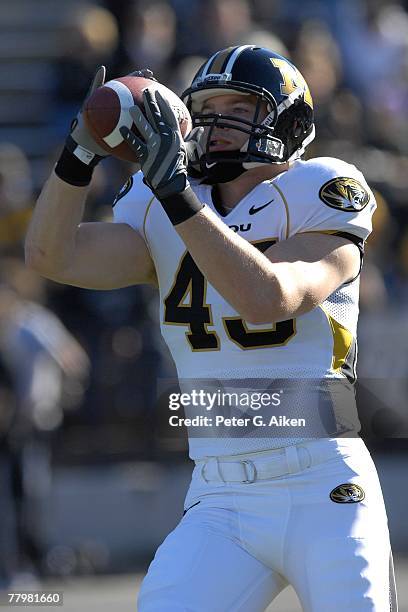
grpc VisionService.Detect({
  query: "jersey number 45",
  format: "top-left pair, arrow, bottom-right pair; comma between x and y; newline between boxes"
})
164,240 -> 296,351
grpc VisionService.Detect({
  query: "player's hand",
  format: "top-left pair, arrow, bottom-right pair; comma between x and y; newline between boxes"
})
65,66 -> 110,168
120,88 -> 189,199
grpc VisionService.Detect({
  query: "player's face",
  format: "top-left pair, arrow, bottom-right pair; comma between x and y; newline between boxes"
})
200,94 -> 268,152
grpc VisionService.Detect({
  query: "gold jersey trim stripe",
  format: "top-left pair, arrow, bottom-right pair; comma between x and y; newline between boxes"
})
320,307 -> 354,372
142,195 -> 158,285
142,195 -> 156,249
270,182 -> 290,240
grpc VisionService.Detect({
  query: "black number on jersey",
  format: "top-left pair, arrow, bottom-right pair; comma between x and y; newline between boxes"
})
223,240 -> 296,349
163,240 -> 296,351
164,252 -> 220,351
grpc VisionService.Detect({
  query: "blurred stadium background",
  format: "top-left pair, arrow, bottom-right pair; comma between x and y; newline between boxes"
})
0,0 -> 407,609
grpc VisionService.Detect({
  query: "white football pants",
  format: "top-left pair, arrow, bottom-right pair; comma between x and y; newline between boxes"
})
138,438 -> 397,611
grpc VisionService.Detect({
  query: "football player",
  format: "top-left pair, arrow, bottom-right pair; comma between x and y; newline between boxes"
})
26,46 -> 397,611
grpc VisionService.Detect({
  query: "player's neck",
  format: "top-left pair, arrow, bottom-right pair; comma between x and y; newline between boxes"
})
217,163 -> 289,210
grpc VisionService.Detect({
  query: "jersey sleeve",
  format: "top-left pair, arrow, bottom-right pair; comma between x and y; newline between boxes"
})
112,170 -> 155,236
274,157 -> 377,242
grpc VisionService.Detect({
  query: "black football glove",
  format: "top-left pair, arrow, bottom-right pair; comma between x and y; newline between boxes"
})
65,66 -> 110,168
55,66 -> 110,186
120,88 -> 192,199
120,87 -> 205,225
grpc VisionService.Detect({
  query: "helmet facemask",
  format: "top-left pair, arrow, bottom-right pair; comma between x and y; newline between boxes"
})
186,86 -> 313,184
186,88 -> 284,183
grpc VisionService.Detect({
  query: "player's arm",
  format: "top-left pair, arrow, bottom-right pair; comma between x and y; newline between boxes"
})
25,172 -> 156,288
175,209 -> 360,323
26,67 -> 156,289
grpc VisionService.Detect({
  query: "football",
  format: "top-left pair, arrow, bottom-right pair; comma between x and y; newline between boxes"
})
83,75 -> 192,162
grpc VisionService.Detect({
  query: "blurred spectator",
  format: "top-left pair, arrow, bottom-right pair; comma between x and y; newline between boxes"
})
187,0 -> 261,55
122,1 -> 177,81
0,260 -> 90,425
0,347 -> 17,587
293,21 -> 342,107
291,20 -> 347,155
334,0 -> 408,153
360,190 -> 395,312
51,4 -> 120,137
0,261 -> 89,585
0,144 -> 33,254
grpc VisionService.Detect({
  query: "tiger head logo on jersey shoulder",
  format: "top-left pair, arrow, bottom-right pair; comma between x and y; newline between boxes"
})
329,483 -> 365,503
182,45 -> 315,183
319,177 -> 370,212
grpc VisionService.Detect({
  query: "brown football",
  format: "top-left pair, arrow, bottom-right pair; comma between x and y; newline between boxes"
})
83,75 -> 192,162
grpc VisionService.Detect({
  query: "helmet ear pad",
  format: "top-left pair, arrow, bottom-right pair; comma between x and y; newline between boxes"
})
274,99 -> 314,159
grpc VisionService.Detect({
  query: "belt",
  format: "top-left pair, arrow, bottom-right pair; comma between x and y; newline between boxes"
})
194,438 -> 361,484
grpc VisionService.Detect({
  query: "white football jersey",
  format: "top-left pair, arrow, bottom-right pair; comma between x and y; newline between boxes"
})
113,157 -> 376,458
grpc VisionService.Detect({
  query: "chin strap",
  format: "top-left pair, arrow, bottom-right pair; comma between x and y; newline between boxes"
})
199,159 -> 247,184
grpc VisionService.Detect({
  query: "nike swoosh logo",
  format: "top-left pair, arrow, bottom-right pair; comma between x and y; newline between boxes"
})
183,501 -> 201,516
249,199 -> 274,215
